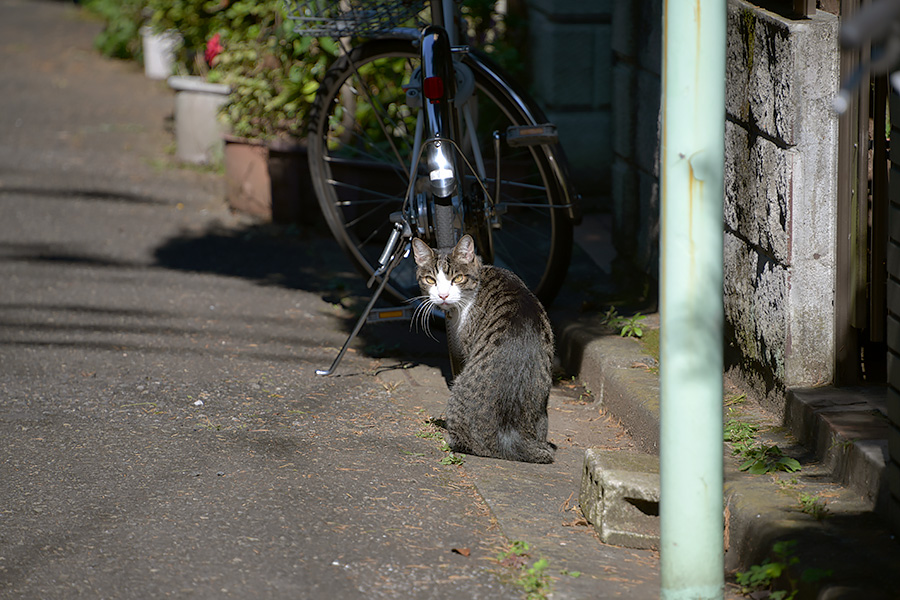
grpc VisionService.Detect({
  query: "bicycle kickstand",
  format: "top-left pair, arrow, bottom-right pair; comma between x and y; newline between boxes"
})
316,220 -> 410,376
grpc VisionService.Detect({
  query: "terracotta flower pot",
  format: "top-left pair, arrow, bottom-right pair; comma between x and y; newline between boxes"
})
223,135 -> 318,226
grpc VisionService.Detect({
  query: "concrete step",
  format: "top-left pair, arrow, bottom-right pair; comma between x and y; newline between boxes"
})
558,315 -> 899,598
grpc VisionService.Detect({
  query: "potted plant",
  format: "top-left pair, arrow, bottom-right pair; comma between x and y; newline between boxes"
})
207,1 -> 337,224
140,0 -> 228,162
143,0 -> 229,76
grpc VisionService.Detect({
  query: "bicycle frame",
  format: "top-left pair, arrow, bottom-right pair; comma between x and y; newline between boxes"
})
315,0 -> 467,375
420,1 -> 463,249
419,24 -> 460,246
315,0 -> 575,375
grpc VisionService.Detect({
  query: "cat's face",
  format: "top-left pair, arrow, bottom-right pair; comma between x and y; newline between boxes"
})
411,235 -> 481,311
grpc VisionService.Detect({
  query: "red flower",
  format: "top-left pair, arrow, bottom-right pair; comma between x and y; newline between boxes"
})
205,33 -> 224,66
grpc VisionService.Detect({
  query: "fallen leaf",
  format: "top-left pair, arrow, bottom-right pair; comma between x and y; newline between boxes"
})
451,547 -> 471,557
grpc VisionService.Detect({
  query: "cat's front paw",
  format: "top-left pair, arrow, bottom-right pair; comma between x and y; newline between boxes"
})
445,433 -> 473,456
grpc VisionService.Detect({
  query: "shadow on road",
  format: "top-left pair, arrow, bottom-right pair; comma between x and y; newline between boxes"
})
154,222 -> 360,297
152,221 -> 452,376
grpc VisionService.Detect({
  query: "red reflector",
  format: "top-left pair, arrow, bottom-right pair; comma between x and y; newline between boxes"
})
423,76 -> 444,100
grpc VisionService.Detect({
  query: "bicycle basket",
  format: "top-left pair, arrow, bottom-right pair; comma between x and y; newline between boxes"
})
286,0 -> 423,38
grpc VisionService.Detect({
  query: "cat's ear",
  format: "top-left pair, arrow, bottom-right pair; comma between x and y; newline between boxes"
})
411,238 -> 433,266
454,234 -> 476,264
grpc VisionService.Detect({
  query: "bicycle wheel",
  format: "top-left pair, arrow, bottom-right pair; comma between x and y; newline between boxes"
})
307,38 -> 575,306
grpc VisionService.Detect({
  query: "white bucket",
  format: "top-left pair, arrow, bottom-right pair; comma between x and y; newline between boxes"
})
168,76 -> 232,164
141,26 -> 180,80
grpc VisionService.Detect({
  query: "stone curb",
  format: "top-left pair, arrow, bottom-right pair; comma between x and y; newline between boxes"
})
555,315 -> 900,598
785,386 -> 889,510
556,319 -> 660,454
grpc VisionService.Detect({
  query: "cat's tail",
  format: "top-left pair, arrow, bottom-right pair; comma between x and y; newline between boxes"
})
498,428 -> 555,464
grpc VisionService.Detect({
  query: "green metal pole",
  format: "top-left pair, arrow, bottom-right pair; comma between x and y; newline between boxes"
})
659,0 -> 726,598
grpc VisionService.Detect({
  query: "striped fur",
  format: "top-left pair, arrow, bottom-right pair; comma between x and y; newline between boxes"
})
411,235 -> 555,464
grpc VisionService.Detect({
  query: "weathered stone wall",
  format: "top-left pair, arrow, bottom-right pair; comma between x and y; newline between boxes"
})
724,1 -> 839,408
527,0 -> 612,205
529,0 -> 841,408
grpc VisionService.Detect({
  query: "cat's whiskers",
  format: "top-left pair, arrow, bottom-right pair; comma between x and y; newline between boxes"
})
408,296 -> 439,341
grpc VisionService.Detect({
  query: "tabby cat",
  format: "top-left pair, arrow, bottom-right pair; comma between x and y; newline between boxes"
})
411,234 -> 556,464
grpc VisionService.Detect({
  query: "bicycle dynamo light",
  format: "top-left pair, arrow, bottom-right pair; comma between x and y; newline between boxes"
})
426,139 -> 457,197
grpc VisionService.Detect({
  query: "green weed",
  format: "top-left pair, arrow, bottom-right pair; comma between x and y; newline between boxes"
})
724,417 -> 800,475
440,452 -> 464,465
777,476 -> 800,490
600,307 -> 647,338
415,429 -> 442,440
518,558 -> 550,599
498,540 -> 531,560
798,493 -> 829,520
724,418 -> 758,446
416,421 -> 463,465
600,306 -> 619,325
736,540 -> 832,599
496,541 -> 551,599
438,441 -> 464,465
738,444 -> 801,475
829,436 -> 856,452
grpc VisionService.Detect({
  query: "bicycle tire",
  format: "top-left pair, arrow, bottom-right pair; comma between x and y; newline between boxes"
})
307,38 -> 574,307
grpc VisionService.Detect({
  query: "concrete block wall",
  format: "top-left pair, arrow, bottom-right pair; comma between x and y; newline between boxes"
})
527,0 -> 612,204
887,93 -> 900,538
529,0 -> 844,412
609,0 -> 661,297
724,1 -> 839,408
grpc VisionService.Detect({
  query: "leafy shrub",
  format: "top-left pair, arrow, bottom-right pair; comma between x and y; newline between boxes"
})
82,0 -> 145,61
208,4 -> 338,140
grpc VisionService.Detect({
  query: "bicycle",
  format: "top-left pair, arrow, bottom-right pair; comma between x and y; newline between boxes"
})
287,0 -> 581,375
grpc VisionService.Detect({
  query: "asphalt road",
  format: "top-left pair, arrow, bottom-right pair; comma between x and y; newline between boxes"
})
0,1 -> 661,598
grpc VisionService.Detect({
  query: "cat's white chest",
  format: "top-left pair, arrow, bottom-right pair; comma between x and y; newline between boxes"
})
457,301 -> 473,329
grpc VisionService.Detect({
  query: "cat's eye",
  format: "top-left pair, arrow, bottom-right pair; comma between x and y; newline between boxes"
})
452,275 -> 466,284
424,276 -> 436,285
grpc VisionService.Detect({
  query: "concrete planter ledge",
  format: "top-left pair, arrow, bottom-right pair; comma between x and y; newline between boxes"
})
167,75 -> 231,165
167,75 -> 231,96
